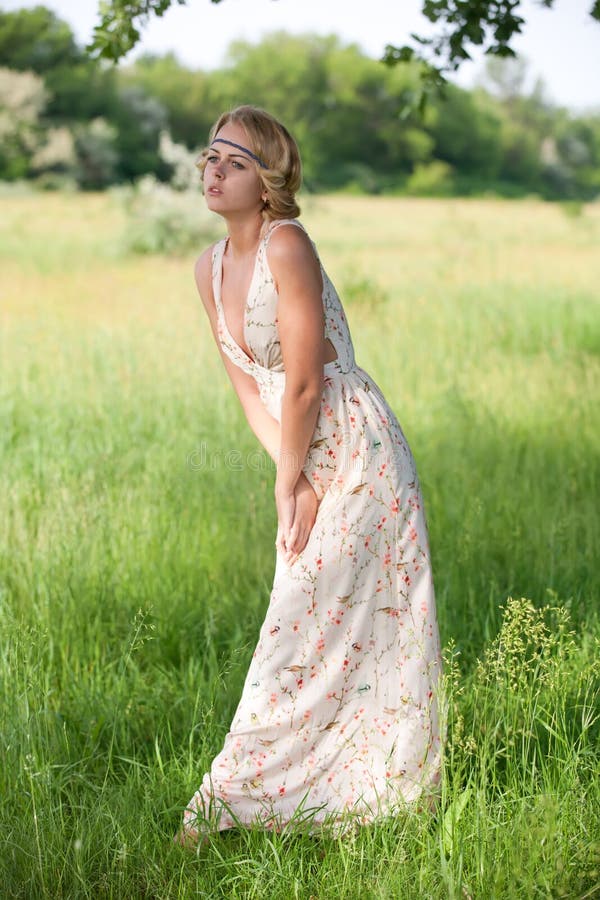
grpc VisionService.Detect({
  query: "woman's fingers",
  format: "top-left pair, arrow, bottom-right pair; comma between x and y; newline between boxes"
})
275,524 -> 287,554
276,483 -> 319,563
287,521 -> 300,550
276,523 -> 298,558
280,523 -> 302,563
290,524 -> 307,553
275,489 -> 295,523
286,517 -> 313,559
287,536 -> 308,564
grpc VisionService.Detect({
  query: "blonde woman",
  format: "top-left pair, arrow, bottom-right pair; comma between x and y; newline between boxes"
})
176,106 -> 442,845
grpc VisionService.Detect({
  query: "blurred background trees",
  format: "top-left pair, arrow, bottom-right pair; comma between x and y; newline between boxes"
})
1,5 -> 599,199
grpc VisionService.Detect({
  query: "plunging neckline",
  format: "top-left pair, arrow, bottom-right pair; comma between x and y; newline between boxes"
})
213,219 -> 309,370
215,232 -> 267,366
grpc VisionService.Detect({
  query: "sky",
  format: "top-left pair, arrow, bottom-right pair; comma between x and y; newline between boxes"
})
3,0 -> 600,113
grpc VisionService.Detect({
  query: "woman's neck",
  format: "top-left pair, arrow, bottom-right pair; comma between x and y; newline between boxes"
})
224,214 -> 268,258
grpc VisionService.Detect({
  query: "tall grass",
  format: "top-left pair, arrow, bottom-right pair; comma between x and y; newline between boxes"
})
1,192 -> 599,897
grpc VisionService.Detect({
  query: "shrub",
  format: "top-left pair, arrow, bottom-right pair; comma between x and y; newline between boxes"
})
72,118 -> 119,190
405,159 -> 455,196
444,597 -> 600,794
110,174 -> 220,256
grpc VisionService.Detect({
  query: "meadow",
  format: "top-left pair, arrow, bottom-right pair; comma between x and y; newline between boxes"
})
1,189 -> 599,898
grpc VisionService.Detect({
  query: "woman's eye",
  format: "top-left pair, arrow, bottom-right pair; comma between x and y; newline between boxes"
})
232,161 -> 245,170
207,155 -> 219,163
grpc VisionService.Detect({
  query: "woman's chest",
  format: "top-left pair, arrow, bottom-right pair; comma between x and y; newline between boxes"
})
245,256 -> 283,370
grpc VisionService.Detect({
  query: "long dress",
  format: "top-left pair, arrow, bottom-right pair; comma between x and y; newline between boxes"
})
182,218 -> 443,836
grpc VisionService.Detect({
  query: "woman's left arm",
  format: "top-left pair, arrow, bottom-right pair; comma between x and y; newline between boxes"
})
266,225 -> 326,551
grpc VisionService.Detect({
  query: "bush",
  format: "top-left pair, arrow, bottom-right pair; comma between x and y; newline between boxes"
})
405,159 -> 455,196
73,117 -> 119,190
32,171 -> 78,191
110,174 -> 220,256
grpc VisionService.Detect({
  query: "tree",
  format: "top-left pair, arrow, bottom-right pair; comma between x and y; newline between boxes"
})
0,7 -> 118,124
0,6 -> 82,72
117,51 -> 216,147
72,117 -> 119,188
208,32 -> 335,184
86,0 -> 600,112
0,66 -> 48,179
427,82 -> 503,179
111,84 -> 170,181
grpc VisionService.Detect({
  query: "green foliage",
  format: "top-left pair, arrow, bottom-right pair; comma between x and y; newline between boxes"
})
1,7 -> 600,199
87,0 -> 198,63
118,51 -> 216,148
560,199 -> 584,219
405,159 -> 455,195
212,32 -> 337,184
0,6 -> 82,72
428,82 -> 504,177
97,34 -> 600,200
447,598 -> 600,789
111,84 -> 170,182
84,0 -> 600,126
72,117 -> 119,189
44,59 -> 117,122
0,6 -> 117,124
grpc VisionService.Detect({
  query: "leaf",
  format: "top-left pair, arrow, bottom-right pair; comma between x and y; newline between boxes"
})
442,787 -> 471,857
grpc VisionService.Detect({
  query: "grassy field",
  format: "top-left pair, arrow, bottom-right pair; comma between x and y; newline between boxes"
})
1,190 -> 599,898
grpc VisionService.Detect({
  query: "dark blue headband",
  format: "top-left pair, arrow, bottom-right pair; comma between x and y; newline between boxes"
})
211,138 -> 268,169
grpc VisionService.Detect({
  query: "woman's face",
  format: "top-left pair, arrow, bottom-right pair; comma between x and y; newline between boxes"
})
204,122 -> 264,218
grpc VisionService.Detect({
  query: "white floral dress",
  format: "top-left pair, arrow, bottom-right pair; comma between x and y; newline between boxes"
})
183,219 -> 442,835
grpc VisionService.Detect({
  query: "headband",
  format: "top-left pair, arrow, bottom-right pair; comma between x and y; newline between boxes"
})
210,137 -> 268,169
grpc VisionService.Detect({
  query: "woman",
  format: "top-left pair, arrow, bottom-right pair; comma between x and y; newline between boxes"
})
176,106 -> 442,844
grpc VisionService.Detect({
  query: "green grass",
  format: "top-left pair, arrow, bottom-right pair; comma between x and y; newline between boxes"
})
1,191 -> 599,897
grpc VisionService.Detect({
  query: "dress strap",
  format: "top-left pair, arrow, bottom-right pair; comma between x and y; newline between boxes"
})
210,237 -> 227,314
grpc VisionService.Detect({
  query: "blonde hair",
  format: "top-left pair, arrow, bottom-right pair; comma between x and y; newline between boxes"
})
196,105 -> 302,222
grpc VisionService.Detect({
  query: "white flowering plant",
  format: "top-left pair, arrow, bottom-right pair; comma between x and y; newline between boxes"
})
111,129 -> 220,255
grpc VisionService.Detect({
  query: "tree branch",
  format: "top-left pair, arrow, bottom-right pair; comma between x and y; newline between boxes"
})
86,0 -> 600,114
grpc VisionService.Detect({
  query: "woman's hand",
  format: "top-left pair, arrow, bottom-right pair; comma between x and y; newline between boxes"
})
275,473 -> 319,565
275,481 -> 296,563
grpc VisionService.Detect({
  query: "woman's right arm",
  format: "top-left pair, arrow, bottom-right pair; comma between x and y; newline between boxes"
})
194,247 -> 319,563
194,248 -> 281,464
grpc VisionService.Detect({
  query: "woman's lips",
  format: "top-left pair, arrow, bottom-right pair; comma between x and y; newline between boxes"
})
206,185 -> 222,195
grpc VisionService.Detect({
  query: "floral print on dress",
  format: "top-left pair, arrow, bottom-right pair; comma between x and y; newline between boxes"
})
183,219 -> 442,836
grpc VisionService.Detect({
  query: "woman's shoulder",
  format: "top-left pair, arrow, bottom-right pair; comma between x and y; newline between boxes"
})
194,238 -> 224,281
265,218 -> 315,263
265,217 -> 306,241
264,219 -> 321,291
193,240 -> 222,308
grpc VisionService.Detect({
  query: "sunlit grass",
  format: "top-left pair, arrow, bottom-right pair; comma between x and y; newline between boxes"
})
1,191 -> 599,897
